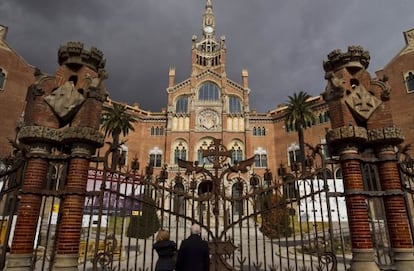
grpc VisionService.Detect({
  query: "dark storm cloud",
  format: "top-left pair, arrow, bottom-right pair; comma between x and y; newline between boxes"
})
1,0 -> 414,112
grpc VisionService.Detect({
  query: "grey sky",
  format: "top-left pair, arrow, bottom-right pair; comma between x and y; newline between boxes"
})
1,0 -> 413,112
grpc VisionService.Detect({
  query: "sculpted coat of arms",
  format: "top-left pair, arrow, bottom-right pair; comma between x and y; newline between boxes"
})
198,109 -> 219,130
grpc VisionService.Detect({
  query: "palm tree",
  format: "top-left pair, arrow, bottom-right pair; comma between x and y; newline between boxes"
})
285,91 -> 316,170
101,103 -> 137,170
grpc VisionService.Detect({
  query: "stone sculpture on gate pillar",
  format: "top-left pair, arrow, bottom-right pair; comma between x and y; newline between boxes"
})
322,45 -> 414,271
8,41 -> 107,270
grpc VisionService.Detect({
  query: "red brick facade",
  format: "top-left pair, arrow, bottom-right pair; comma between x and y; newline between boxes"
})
0,25 -> 35,157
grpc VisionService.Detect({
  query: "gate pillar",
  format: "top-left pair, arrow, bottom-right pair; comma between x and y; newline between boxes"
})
371,131 -> 414,271
52,141 -> 100,270
50,43 -> 107,270
323,45 -> 414,270
6,142 -> 53,270
7,41 -> 107,270
7,57 -> 62,269
327,127 -> 379,271
323,46 -> 380,271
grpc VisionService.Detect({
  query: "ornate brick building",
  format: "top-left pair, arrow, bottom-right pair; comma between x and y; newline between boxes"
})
0,4 -> 413,185
100,2 -> 332,183
1,2 -> 414,270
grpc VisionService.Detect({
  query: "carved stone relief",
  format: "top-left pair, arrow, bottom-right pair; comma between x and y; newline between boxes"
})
198,109 -> 220,130
44,81 -> 86,121
345,85 -> 381,121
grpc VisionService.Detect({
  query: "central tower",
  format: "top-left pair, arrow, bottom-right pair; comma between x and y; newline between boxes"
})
166,0 -> 250,168
191,0 -> 226,75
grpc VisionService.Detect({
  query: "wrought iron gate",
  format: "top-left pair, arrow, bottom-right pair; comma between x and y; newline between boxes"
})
1,141 -> 414,270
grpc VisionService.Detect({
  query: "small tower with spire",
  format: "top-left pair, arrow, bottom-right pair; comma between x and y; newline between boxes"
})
191,0 -> 226,75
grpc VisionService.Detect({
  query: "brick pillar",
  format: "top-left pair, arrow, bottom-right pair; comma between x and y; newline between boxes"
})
53,143 -> 93,270
341,150 -> 379,271
327,126 -> 379,271
51,60 -> 106,269
6,143 -> 51,270
372,129 -> 414,271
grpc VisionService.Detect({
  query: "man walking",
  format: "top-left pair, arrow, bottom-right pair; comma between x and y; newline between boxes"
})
176,224 -> 210,271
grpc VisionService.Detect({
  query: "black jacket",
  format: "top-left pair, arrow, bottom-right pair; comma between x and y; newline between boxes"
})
176,234 -> 210,271
153,240 -> 177,271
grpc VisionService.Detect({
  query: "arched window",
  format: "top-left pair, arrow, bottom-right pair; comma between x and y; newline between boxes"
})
0,68 -> 5,90
198,82 -> 220,101
230,142 -> 243,164
287,144 -> 300,167
149,147 -> 163,168
174,142 -> 187,164
405,71 -> 414,93
232,182 -> 244,215
176,95 -> 189,113
255,154 -> 267,168
335,168 -> 343,179
254,148 -> 267,168
198,180 -> 213,195
229,96 -> 242,113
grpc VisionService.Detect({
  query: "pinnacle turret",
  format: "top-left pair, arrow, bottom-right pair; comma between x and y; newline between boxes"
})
58,41 -> 106,72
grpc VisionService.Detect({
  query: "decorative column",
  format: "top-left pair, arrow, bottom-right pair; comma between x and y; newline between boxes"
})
327,127 -> 379,271
370,128 -> 414,271
6,141 -> 51,270
53,132 -> 103,270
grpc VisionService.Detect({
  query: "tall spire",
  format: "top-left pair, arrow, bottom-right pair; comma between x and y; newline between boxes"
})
202,0 -> 215,38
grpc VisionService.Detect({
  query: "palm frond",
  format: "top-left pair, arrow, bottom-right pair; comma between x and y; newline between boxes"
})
101,103 -> 137,139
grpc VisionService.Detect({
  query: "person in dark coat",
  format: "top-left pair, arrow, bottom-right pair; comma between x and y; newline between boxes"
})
176,224 -> 210,271
153,229 -> 177,271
